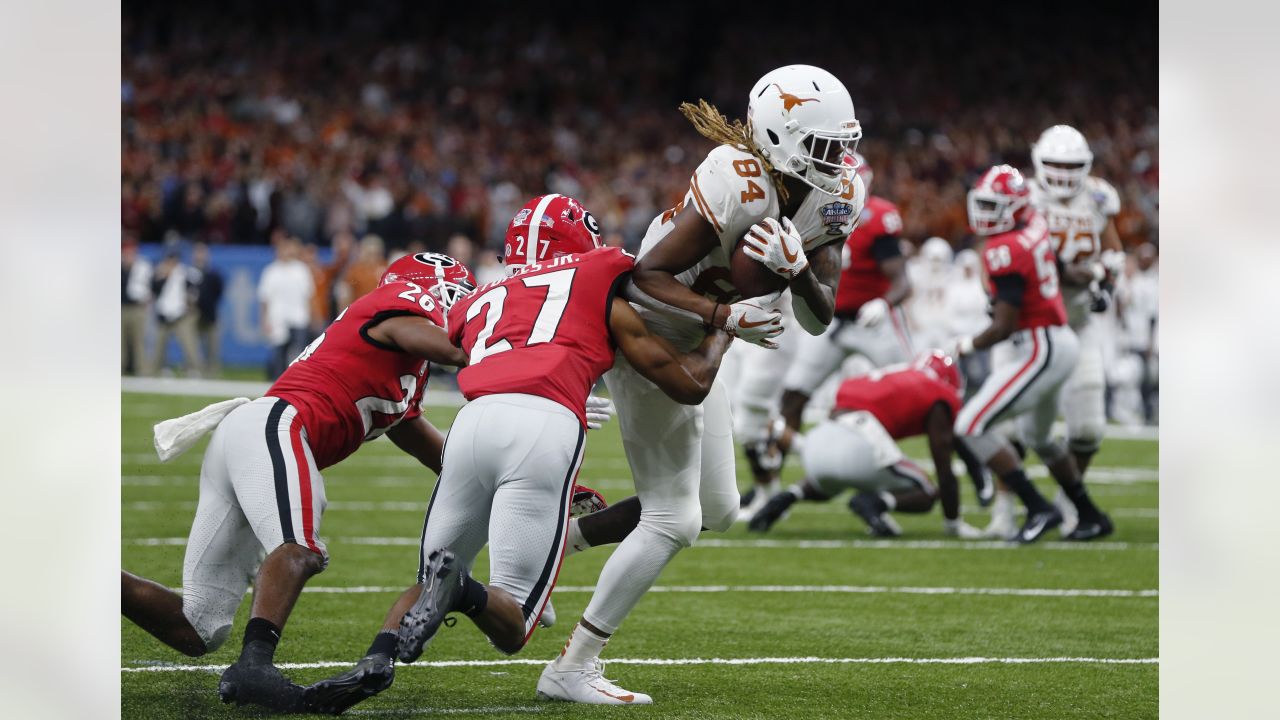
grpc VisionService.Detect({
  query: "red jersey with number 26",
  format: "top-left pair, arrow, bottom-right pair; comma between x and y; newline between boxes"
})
835,366 -> 961,439
266,281 -> 445,469
448,247 -> 634,427
980,212 -> 1068,330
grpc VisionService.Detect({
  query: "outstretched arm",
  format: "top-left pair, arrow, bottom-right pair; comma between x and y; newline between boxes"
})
366,315 -> 468,367
385,416 -> 446,474
609,296 -> 732,405
628,205 -> 728,327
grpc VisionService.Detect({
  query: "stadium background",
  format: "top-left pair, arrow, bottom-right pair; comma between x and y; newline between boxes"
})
122,0 -> 1158,384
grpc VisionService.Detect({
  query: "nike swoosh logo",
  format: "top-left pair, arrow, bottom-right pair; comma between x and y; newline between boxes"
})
596,688 -> 635,702
781,238 -> 799,263
738,317 -> 773,329
1021,517 -> 1048,541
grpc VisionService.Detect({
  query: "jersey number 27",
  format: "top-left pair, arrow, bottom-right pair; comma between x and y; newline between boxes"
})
466,268 -> 576,364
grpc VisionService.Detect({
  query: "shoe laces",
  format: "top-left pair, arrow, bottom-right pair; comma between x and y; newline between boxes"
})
583,658 -> 620,687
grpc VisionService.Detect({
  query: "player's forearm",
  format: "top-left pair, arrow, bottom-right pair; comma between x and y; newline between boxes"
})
659,330 -> 731,405
787,267 -> 834,332
930,440 -> 961,521
387,418 -> 445,474
626,271 -> 723,326
884,274 -> 911,308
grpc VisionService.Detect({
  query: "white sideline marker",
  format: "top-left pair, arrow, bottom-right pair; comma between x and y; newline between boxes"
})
122,655 -> 1158,673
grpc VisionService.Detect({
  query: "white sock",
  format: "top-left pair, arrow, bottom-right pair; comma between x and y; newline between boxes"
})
990,490 -> 1014,523
878,491 -> 897,511
563,518 -> 590,558
555,622 -> 609,670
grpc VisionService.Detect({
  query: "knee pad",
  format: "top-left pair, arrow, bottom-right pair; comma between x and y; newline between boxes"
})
639,504 -> 703,549
957,433 -> 1006,465
182,594 -> 236,652
700,499 -> 738,534
1033,439 -> 1069,466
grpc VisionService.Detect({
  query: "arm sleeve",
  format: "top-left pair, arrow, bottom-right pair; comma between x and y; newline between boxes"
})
991,274 -> 1025,307
870,234 -> 902,262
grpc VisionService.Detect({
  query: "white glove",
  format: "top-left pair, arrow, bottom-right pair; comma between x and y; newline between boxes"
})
742,217 -> 808,279
724,299 -> 784,349
944,518 -> 984,539
855,298 -> 889,328
1100,249 -> 1126,280
584,395 -> 615,430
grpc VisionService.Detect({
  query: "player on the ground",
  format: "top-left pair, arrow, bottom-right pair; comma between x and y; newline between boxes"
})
1027,124 -> 1125,532
950,165 -> 1112,543
121,252 -> 475,711
540,64 -> 866,705
748,350 -> 983,538
303,195 -> 733,714
776,152 -> 912,433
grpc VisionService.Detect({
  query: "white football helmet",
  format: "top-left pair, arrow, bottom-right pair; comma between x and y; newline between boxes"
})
747,65 -> 861,195
920,237 -> 954,268
1031,125 -> 1093,199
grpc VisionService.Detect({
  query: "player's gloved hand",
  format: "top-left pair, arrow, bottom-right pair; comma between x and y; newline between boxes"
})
569,485 -> 608,517
855,297 -> 889,328
742,217 -> 808,279
584,395 -> 615,430
724,299 -> 784,349
944,518 -> 984,539
948,335 -> 976,358
1100,248 -> 1126,281
1088,279 -> 1113,313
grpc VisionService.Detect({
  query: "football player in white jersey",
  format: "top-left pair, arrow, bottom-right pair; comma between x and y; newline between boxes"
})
1027,124 -> 1125,533
538,64 -> 865,705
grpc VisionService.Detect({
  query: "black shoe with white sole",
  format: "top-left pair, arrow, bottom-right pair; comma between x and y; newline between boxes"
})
304,652 -> 395,715
849,494 -> 901,537
1016,508 -> 1063,544
1064,513 -> 1114,541
397,548 -> 462,663
747,492 -> 796,533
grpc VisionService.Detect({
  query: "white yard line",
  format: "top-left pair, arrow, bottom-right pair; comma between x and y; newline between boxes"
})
165,584 -> 1155,598
122,655 -> 1158,673
128,536 -> 1155,551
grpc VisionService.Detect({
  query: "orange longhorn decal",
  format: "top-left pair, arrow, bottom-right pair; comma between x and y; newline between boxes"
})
771,84 -> 820,111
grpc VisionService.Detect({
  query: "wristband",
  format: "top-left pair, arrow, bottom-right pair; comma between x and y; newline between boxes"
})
707,303 -> 721,328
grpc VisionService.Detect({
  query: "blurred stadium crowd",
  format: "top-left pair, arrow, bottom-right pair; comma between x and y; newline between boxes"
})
120,0 -> 1157,423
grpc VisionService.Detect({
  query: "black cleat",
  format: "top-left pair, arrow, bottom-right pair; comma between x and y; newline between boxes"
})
398,548 -> 462,663
304,652 -> 395,715
1064,513 -> 1114,541
1016,508 -> 1063,544
738,485 -> 757,509
849,494 -> 901,537
217,652 -> 306,712
748,493 -> 796,533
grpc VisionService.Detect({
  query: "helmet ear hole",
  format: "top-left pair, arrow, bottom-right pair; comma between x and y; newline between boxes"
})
766,129 -> 780,146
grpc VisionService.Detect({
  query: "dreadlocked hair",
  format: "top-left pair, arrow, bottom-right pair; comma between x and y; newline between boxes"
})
678,99 -> 789,203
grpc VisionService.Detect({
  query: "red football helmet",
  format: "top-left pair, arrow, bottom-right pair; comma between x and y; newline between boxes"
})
503,194 -> 602,273
379,252 -> 477,308
912,349 -> 963,397
967,164 -> 1032,236
844,151 -> 873,192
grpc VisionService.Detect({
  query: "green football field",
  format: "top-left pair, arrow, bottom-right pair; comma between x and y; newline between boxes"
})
121,391 -> 1158,719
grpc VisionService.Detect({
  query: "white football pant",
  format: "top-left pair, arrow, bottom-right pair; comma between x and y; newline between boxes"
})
802,414 -> 933,496
417,393 -> 584,645
1061,318 -> 1107,455
582,357 -> 739,634
182,397 -> 329,651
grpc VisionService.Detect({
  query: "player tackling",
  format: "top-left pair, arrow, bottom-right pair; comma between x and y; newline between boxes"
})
121,252 -> 475,711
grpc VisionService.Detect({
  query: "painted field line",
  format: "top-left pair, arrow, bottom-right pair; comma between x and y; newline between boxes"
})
123,655 -> 1158,673
184,584 -> 1153,598
128,536 -> 1156,551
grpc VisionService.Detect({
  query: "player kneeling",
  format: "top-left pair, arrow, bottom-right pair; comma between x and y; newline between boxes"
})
304,195 -> 733,714
748,351 -> 982,538
121,253 -> 474,712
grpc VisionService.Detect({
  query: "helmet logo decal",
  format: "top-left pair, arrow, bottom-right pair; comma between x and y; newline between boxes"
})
771,84 -> 819,112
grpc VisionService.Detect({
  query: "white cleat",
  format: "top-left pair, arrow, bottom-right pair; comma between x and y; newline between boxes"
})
1053,488 -> 1079,537
944,518 -> 984,539
537,658 -> 653,705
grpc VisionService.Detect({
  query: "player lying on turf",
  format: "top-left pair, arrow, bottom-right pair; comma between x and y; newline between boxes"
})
745,350 -> 983,538
121,252 -> 476,712
949,165 -> 1112,543
542,63 -> 867,706
304,195 -> 733,715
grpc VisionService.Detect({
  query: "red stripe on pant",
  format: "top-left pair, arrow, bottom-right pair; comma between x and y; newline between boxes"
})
965,330 -> 1043,435
288,418 -> 321,554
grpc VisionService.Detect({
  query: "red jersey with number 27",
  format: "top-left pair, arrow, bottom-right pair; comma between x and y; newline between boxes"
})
448,247 -> 634,426
835,366 -> 961,439
980,212 -> 1068,330
266,281 -> 445,469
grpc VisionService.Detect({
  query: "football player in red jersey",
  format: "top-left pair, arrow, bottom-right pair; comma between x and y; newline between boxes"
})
121,252 -> 474,712
304,195 -> 733,714
950,166 -> 1112,544
748,351 -> 984,539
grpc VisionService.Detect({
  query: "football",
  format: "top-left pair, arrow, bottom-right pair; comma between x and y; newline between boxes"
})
730,227 -> 789,300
